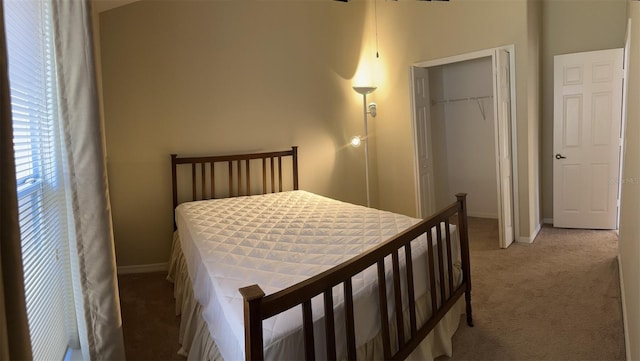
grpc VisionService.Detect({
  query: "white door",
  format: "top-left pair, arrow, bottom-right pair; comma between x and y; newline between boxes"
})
495,49 -> 515,248
412,66 -> 436,217
553,49 -> 623,229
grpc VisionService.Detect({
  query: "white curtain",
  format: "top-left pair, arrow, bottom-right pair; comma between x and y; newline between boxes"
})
0,1 -> 32,358
50,0 -> 125,359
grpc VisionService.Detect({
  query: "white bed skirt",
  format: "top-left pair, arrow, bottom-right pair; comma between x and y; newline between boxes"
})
167,231 -> 466,361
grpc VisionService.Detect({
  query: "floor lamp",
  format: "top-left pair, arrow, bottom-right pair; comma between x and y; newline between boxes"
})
352,86 -> 377,208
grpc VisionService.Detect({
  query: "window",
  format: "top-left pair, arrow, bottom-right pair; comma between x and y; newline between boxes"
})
4,0 -> 75,359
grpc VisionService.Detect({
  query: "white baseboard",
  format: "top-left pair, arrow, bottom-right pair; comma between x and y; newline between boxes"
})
618,254 -> 631,360
542,218 -> 553,225
517,222 -> 542,244
467,212 -> 498,219
117,262 -> 168,275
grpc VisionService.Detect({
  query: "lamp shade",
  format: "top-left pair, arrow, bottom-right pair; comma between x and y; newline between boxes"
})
352,86 -> 377,95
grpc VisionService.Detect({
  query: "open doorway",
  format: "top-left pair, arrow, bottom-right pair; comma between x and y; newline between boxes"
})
411,47 -> 518,249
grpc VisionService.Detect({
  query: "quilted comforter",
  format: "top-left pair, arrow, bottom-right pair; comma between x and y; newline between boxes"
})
175,190 -> 460,360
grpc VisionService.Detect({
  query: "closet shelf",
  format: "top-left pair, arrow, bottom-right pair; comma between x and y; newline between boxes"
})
431,95 -> 493,120
431,95 -> 493,106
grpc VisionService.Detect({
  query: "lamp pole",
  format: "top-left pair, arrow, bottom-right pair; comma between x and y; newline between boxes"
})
362,93 -> 371,208
353,86 -> 376,208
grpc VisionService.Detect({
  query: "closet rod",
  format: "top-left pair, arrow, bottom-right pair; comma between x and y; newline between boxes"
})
431,95 -> 492,105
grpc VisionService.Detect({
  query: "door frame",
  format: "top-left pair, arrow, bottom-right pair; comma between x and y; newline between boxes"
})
409,45 -> 520,247
619,21 -> 631,229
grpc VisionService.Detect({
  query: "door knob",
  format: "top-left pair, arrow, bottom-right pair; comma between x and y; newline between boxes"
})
555,153 -> 566,160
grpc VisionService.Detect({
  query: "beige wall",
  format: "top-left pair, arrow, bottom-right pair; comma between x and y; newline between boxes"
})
99,1 -> 372,266
619,2 -> 640,359
97,0 -> 640,353
100,0 -> 544,266
372,0 -> 541,239
527,0 -> 542,238
540,0 -> 627,221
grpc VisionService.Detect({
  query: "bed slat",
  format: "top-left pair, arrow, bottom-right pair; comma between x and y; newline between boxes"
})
343,279 -> 357,361
456,193 -> 474,327
270,157 -> 275,193
192,164 -> 197,200
436,224 -> 446,306
426,230 -> 438,312
323,289 -> 337,361
228,161 -> 233,196
391,250 -> 405,347
200,163 -> 205,198
262,158 -> 267,194
405,242 -> 417,337
210,162 -> 215,199
292,147 -> 299,190
278,156 -> 283,191
171,154 -> 178,229
246,160 -> 251,196
445,219 -> 454,297
302,300 -> 315,360
237,160 -> 241,196
377,259 -> 392,360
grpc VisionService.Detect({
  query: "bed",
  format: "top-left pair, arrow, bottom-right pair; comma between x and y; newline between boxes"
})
168,146 -> 473,360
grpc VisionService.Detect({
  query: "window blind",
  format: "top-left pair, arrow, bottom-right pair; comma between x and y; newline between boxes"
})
4,0 -> 73,360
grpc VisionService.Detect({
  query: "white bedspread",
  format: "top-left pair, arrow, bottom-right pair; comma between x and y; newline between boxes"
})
175,190 -> 460,360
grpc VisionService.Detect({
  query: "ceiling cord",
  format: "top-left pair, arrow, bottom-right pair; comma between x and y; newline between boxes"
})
374,0 -> 379,58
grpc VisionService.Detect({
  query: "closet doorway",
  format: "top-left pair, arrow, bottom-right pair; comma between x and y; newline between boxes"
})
410,47 -> 518,249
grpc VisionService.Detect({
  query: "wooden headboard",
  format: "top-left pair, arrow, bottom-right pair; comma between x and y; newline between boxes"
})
171,146 -> 299,223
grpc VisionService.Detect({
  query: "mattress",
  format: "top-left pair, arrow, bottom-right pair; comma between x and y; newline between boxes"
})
175,190 -> 461,360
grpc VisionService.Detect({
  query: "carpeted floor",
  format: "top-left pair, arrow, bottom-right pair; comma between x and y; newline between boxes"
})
118,218 -> 625,360
440,218 -> 625,360
118,271 -> 184,360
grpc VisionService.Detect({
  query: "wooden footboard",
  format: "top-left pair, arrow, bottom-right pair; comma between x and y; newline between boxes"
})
240,195 -> 473,361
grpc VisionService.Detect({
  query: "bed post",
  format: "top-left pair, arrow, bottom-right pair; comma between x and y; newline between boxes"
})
239,284 -> 266,361
171,154 -> 178,230
292,146 -> 299,190
455,193 -> 473,327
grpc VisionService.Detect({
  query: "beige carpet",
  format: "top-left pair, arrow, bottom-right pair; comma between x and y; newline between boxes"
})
118,271 -> 184,360
118,218 -> 625,360
440,218 -> 625,360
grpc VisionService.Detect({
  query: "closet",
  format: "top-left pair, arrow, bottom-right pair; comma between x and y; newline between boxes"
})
429,57 -> 497,218
411,48 -> 516,248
